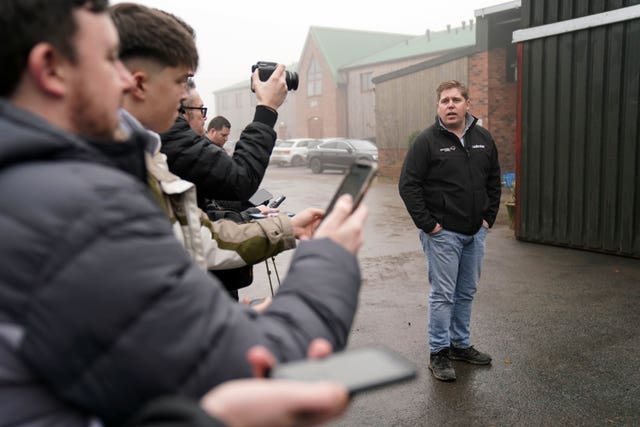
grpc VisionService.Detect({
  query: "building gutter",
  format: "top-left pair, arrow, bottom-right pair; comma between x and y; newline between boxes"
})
512,5 -> 640,43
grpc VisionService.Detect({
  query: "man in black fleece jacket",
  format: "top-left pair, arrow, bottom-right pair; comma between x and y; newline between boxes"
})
399,80 -> 501,382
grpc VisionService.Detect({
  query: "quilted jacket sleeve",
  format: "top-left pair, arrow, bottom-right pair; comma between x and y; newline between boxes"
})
201,214 -> 296,270
125,396 -> 225,427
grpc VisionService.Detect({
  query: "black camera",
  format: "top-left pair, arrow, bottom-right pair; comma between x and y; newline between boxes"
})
251,61 -> 299,92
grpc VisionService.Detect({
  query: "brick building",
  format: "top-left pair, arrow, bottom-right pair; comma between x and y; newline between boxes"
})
373,1 -> 520,177
213,24 -> 476,143
213,1 -> 520,177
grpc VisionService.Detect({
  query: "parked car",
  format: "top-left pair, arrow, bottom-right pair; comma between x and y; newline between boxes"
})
307,138 -> 378,174
270,138 -> 320,167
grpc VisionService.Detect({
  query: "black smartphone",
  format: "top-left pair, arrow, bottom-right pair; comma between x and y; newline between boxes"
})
269,195 -> 286,208
324,160 -> 377,218
269,345 -> 416,395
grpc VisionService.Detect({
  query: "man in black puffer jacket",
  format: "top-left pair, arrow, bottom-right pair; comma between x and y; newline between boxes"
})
160,90 -> 279,209
0,2 -> 367,426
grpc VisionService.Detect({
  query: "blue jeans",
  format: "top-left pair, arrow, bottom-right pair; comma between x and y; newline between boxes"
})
419,227 -> 488,354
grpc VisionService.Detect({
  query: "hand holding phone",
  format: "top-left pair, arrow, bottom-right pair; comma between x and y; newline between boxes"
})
269,345 -> 416,395
324,160 -> 377,219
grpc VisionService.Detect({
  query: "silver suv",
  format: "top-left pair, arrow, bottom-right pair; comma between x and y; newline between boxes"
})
270,138 -> 320,167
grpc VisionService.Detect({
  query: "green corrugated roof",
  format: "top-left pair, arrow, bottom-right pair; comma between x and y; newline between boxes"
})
344,25 -> 476,69
309,26 -> 415,84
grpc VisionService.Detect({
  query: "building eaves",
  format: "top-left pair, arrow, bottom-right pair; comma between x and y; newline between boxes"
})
474,0 -> 521,18
372,45 -> 480,85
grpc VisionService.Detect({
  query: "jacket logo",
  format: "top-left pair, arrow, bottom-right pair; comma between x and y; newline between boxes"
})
440,146 -> 456,153
471,144 -> 485,149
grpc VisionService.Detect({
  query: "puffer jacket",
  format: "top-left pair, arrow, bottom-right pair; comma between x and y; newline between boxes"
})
399,114 -> 501,235
160,106 -> 277,209
0,100 -> 361,426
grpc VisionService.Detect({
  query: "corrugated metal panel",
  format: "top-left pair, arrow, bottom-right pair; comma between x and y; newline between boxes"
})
518,0 -> 640,257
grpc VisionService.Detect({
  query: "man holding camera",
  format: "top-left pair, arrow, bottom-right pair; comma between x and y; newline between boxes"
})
399,80 -> 501,382
160,62 -> 290,210
181,79 -> 208,136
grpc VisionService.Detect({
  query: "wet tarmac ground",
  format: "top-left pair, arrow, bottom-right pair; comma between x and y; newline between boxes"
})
241,166 -> 640,426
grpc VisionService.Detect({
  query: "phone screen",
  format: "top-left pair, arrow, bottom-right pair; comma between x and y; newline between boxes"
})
324,160 -> 377,218
270,345 -> 416,395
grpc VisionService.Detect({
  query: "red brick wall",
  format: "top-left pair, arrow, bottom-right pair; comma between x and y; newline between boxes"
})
296,40 -> 343,138
487,47 -> 517,174
468,49 -> 517,174
468,51 -> 489,127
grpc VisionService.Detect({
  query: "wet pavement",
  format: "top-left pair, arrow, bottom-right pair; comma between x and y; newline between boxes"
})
241,166 -> 640,426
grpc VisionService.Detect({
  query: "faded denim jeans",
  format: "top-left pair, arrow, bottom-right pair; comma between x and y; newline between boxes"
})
419,226 -> 488,354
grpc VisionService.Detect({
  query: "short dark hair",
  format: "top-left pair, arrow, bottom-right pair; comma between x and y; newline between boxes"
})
436,80 -> 469,101
0,0 -> 109,97
109,3 -> 198,71
208,116 -> 231,132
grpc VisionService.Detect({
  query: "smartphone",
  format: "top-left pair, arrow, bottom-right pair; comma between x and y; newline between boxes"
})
269,195 -> 286,208
249,188 -> 274,206
324,160 -> 377,218
269,345 -> 416,395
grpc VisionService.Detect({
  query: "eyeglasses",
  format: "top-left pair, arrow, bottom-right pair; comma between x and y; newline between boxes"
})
181,105 -> 208,117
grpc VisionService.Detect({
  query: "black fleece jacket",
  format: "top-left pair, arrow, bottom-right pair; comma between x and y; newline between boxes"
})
399,115 -> 501,235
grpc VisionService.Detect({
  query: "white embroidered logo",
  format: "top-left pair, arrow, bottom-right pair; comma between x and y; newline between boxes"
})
440,146 -> 456,153
471,145 -> 485,149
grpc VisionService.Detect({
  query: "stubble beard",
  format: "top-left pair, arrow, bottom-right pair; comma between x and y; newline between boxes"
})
69,79 -> 120,141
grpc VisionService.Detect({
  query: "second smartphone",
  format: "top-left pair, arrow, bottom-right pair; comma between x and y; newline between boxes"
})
324,159 -> 378,218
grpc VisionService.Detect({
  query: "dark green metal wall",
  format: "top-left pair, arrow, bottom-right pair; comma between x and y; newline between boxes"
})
518,0 -> 640,257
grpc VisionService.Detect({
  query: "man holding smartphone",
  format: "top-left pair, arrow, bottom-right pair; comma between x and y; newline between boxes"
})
399,80 -> 501,382
0,1 -> 369,425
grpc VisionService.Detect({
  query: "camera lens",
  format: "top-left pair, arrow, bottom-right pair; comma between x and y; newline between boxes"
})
285,71 -> 299,91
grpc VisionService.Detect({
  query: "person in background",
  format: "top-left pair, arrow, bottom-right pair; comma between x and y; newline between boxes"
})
206,115 -> 231,148
399,80 -> 501,382
0,1 -> 368,425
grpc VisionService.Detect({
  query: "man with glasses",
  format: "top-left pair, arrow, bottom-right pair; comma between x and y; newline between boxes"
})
180,79 -> 208,136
